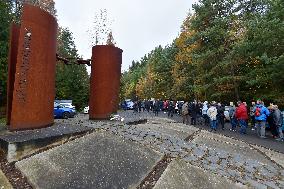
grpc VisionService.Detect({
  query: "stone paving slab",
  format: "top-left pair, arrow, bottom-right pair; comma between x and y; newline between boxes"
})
0,169 -> 13,189
251,145 -> 284,168
15,132 -> 162,189
197,130 -> 251,148
136,124 -> 190,140
192,133 -> 275,166
153,159 -> 245,189
136,123 -> 198,140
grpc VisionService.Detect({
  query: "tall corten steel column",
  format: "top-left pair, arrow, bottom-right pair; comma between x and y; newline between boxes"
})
7,4 -> 57,131
6,24 -> 20,126
89,45 -> 123,120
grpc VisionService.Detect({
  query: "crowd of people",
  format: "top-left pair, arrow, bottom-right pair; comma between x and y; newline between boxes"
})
125,98 -> 284,142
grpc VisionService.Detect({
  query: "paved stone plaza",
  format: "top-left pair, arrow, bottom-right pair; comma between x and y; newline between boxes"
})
1,113 -> 284,188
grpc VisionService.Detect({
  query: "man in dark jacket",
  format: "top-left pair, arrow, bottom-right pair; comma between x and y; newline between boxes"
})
168,101 -> 175,117
153,100 -> 160,116
190,101 -> 199,125
273,105 -> 283,141
217,103 -> 225,130
236,101 -> 249,134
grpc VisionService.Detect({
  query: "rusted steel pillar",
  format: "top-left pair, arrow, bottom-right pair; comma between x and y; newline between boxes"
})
89,45 -> 123,120
6,24 -> 20,126
7,4 -> 57,131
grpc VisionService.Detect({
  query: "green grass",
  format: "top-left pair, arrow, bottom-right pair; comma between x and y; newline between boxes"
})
0,117 -> 6,125
0,118 -> 7,131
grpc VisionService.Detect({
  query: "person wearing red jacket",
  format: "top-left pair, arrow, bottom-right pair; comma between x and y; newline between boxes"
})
236,101 -> 249,134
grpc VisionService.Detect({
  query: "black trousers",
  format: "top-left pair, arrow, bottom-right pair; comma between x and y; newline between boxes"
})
270,123 -> 278,137
191,117 -> 196,125
218,116 -> 225,129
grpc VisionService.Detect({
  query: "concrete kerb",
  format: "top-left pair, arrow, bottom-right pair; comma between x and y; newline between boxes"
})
0,124 -> 93,162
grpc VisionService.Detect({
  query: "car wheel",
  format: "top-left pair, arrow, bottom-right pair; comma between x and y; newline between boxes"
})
62,112 -> 69,119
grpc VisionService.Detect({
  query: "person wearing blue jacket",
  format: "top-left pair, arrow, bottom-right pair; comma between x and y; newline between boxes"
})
254,100 -> 270,138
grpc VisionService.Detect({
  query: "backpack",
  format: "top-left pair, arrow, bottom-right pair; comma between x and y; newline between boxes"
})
255,107 -> 261,117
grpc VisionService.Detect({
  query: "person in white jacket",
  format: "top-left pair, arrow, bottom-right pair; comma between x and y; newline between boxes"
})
202,101 -> 209,126
207,103 -> 218,132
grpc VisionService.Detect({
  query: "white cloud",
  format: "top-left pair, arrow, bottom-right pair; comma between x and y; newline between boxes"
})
54,0 -> 196,71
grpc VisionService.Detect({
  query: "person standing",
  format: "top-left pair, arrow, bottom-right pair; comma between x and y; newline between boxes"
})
268,105 -> 278,138
235,101 -> 249,134
207,103 -> 218,132
229,102 -> 237,131
141,100 -> 145,112
153,100 -> 160,116
168,101 -> 174,117
182,102 -> 189,124
133,101 -> 138,113
145,100 -> 150,112
273,105 -> 284,141
178,101 -> 183,115
254,100 -> 270,138
190,101 -> 198,125
217,103 -> 225,130
250,102 -> 256,130
202,101 -> 209,126
137,100 -> 142,113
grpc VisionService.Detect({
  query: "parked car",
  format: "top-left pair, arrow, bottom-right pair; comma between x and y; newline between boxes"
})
55,100 -> 75,110
54,105 -> 76,119
125,99 -> 134,110
84,106 -> 89,114
59,103 -> 76,110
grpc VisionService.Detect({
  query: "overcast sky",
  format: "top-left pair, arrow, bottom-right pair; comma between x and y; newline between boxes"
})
54,0 -> 196,72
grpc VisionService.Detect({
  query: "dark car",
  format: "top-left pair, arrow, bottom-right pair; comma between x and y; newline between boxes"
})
54,105 -> 76,119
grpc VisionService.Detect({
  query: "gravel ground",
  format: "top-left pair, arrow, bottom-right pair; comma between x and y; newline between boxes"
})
0,150 -> 32,189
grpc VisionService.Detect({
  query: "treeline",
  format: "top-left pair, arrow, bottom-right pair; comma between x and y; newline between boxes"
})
120,0 -> 284,107
0,0 -> 89,111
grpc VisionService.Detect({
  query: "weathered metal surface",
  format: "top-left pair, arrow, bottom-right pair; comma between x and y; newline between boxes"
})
89,45 -> 123,120
6,23 -> 20,126
8,4 -> 58,131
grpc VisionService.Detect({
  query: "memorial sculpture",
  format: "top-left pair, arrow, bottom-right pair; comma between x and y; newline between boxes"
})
7,4 -> 57,131
7,4 -> 123,131
89,45 -> 123,120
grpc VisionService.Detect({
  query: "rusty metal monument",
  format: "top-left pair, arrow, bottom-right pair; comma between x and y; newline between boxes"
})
6,4 -> 123,131
89,45 -> 123,120
7,4 -> 58,131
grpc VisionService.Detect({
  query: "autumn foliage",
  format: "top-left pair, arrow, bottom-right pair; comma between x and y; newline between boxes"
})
120,0 -> 284,107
